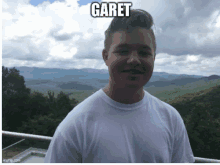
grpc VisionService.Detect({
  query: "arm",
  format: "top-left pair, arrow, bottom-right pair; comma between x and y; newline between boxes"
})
171,114 -> 195,163
44,128 -> 82,163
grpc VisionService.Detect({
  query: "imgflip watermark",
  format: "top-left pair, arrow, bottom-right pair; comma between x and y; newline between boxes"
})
3,158 -> 21,163
91,2 -> 132,17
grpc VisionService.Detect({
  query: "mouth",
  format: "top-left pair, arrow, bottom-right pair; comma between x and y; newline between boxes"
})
122,69 -> 144,74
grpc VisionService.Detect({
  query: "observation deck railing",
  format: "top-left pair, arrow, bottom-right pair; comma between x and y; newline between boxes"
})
2,130 -> 220,163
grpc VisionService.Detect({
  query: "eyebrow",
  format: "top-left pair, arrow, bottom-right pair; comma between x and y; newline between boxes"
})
116,43 -> 152,50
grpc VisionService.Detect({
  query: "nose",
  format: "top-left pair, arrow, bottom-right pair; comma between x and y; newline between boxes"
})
127,51 -> 141,65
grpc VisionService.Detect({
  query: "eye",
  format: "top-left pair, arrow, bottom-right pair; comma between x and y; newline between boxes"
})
139,51 -> 151,56
116,50 -> 129,55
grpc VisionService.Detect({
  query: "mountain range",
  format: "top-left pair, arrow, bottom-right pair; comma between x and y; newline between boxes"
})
11,66 -> 220,91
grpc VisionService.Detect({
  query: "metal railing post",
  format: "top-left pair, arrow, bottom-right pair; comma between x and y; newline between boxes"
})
194,157 -> 220,163
2,130 -> 52,141
2,139 -> 26,151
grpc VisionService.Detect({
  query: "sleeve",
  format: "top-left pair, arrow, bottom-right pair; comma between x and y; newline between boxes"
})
44,128 -> 82,163
171,112 -> 195,163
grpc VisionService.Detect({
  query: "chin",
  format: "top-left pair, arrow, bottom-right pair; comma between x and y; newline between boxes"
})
125,85 -> 140,89
124,82 -> 143,88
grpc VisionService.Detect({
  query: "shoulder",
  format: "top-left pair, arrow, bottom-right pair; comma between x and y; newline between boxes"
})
57,90 -> 103,136
144,90 -> 184,129
145,91 -> 181,116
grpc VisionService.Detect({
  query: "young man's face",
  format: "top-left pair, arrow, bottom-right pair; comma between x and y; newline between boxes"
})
103,28 -> 155,89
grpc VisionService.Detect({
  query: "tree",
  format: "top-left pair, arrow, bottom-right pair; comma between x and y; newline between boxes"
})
24,91 -> 50,118
171,85 -> 220,159
54,91 -> 73,117
2,66 -> 31,148
17,113 -> 62,137
2,66 -> 30,98
2,66 -> 31,131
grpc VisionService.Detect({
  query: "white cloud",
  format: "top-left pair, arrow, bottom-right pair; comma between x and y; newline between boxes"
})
216,15 -> 220,27
49,43 -> 77,59
153,53 -> 220,76
186,55 -> 199,62
2,0 -> 220,76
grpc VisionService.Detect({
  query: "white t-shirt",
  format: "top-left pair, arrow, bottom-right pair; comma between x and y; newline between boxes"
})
44,88 -> 195,163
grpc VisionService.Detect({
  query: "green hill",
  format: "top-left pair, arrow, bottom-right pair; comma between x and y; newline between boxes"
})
146,79 -> 220,104
169,85 -> 220,160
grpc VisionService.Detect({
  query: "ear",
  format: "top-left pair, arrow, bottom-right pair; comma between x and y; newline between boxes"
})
102,49 -> 109,66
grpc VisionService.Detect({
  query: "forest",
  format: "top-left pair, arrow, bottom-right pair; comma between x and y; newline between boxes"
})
2,66 -> 220,160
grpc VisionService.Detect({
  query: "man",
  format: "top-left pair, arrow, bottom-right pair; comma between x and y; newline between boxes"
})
44,9 -> 195,163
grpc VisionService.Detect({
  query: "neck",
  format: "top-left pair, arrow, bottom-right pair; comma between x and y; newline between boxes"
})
103,83 -> 145,104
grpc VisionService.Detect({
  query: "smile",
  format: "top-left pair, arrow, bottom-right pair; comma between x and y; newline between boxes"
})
122,69 -> 144,74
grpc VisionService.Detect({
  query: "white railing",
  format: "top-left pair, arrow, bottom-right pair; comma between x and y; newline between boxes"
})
2,130 -> 220,163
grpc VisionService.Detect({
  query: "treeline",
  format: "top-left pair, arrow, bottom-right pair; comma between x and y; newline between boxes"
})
170,85 -> 220,160
2,66 -> 79,148
2,66 -> 220,160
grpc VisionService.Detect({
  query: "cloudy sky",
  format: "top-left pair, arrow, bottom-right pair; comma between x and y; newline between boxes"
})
2,0 -> 220,76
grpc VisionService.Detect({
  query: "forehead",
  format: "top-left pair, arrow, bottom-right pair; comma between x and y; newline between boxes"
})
110,28 -> 154,50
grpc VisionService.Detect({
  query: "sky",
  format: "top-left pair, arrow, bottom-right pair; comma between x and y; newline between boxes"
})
2,0 -> 220,76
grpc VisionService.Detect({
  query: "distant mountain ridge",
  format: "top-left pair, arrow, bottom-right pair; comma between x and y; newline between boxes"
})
13,66 -> 204,81
145,76 -> 220,88
9,66 -> 220,91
